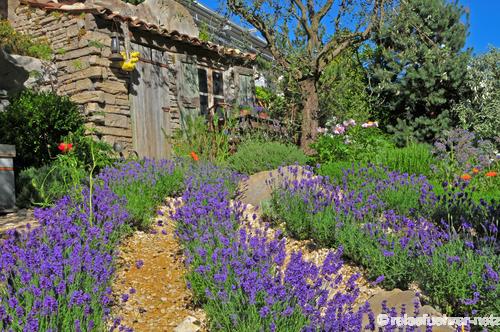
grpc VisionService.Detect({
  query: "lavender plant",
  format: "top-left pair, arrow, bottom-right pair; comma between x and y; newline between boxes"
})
415,240 -> 499,316
266,165 -> 499,317
99,159 -> 184,230
0,184 -> 128,331
0,159 -> 184,331
173,166 -> 376,331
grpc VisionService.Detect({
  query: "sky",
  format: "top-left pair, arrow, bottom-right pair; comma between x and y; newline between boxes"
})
198,0 -> 499,55
460,0 -> 500,54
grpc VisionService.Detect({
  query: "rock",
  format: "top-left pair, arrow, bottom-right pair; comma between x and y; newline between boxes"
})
237,166 -> 309,207
70,90 -> 105,104
174,316 -> 200,332
0,49 -> 56,94
362,289 -> 454,331
105,113 -> 130,128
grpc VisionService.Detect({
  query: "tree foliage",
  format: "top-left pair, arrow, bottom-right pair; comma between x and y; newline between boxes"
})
319,47 -> 373,123
368,0 -> 470,129
0,90 -> 84,169
452,47 -> 500,143
224,0 -> 388,151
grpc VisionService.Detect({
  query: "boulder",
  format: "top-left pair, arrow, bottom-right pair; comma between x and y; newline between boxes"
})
0,49 -> 56,94
237,166 -> 309,207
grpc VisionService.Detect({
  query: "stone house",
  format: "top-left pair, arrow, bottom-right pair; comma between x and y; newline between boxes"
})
5,0 -> 256,158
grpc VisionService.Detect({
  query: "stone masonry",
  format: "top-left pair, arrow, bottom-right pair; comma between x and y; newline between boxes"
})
12,6 -> 136,153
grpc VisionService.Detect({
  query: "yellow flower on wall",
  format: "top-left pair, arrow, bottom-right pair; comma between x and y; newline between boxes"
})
120,51 -> 140,72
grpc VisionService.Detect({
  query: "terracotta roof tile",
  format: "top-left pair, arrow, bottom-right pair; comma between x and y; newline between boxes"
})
20,0 -> 257,61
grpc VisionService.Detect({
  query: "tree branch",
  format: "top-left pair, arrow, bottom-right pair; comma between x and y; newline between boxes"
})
317,0 -> 385,70
314,0 -> 335,29
226,1 -> 291,69
292,0 -> 315,39
334,0 -> 347,32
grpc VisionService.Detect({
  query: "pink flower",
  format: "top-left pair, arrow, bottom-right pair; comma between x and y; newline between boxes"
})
333,125 -> 345,135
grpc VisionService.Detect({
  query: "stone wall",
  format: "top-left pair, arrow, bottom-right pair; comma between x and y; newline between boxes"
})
10,4 -> 254,157
13,6 -> 135,153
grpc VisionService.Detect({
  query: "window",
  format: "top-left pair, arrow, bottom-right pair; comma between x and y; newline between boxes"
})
198,68 -> 208,93
213,71 -> 224,96
197,68 -> 225,118
198,68 -> 208,116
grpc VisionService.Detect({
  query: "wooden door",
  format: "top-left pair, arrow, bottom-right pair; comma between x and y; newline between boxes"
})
130,44 -> 171,159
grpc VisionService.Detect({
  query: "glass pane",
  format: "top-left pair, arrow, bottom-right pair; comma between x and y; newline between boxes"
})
198,68 -> 208,93
213,71 -> 224,95
200,95 -> 209,116
182,62 -> 199,100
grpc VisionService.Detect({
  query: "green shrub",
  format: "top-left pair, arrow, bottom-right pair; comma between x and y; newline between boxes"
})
0,90 -> 84,169
387,112 -> 453,147
0,20 -> 52,60
311,124 -> 393,164
15,134 -> 114,207
373,143 -> 435,177
227,140 -> 308,174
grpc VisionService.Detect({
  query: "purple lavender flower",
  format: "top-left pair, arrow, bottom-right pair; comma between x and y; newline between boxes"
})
373,275 -> 385,285
135,260 -> 144,269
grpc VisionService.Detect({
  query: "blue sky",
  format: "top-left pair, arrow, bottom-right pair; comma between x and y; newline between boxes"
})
460,0 -> 500,54
199,0 -> 499,54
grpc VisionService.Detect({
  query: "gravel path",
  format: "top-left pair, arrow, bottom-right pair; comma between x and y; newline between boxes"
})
0,209 -> 36,236
111,200 -> 206,332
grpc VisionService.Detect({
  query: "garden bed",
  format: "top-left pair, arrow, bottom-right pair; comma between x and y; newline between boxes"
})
0,159 -> 496,331
264,164 -> 499,321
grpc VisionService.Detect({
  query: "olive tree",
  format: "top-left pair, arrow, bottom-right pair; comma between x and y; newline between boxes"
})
224,0 -> 388,152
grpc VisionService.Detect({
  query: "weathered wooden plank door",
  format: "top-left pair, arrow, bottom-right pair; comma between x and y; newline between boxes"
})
130,44 -> 171,159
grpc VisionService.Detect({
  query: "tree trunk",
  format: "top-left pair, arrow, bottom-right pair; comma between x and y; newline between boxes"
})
299,77 -> 319,154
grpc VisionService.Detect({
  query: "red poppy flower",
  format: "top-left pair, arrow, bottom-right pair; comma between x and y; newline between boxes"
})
485,171 -> 497,177
189,151 -> 199,161
460,173 -> 472,181
58,142 -> 73,153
